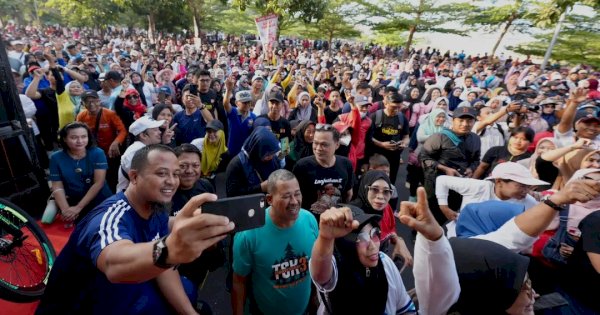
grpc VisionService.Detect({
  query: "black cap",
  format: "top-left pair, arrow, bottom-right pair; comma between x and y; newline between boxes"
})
340,204 -> 381,243
454,106 -> 477,119
267,90 -> 285,103
81,90 -> 99,100
388,93 -> 403,103
66,42 -> 76,49
104,71 -> 123,82
574,108 -> 600,126
206,120 -> 224,131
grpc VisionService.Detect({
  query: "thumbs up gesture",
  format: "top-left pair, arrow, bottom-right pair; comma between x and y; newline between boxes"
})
166,193 -> 235,264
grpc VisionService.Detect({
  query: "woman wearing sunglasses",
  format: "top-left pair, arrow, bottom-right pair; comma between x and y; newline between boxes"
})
349,170 -> 413,270
310,187 -> 459,314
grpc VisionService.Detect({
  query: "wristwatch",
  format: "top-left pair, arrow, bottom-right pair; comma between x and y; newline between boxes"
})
541,195 -> 564,211
153,235 -> 174,269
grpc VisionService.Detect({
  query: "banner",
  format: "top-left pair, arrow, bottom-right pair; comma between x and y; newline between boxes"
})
255,14 -> 279,48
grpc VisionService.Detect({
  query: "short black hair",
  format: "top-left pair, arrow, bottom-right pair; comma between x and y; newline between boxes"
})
510,126 -> 535,143
193,69 -> 211,79
357,82 -> 371,91
58,122 -> 95,150
315,124 -> 340,143
369,153 -> 390,168
175,143 -> 201,160
130,144 -> 176,174
151,104 -> 174,120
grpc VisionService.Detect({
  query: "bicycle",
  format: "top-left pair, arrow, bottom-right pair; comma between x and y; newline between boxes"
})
0,198 -> 55,302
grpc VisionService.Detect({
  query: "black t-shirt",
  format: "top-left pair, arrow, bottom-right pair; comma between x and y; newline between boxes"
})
258,114 -> 291,141
171,179 -> 215,216
292,155 -> 355,212
369,110 -> 409,155
200,89 -> 228,137
324,107 -> 342,124
482,146 -> 531,177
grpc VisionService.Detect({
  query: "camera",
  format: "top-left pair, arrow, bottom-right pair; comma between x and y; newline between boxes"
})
525,104 -> 540,112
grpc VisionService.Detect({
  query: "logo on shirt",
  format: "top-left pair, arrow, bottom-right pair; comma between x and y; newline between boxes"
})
271,243 -> 309,289
152,232 -> 161,241
381,126 -> 399,136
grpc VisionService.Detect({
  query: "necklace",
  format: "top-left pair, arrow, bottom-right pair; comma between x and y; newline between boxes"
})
69,151 -> 86,173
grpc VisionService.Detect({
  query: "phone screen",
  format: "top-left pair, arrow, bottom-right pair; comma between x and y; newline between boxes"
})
280,137 -> 290,154
158,93 -> 166,102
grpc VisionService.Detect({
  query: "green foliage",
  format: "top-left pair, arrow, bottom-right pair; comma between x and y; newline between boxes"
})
534,0 -> 600,27
464,0 -> 532,32
509,14 -> 600,67
301,0 -> 361,44
360,30 -> 408,47
43,0 -> 123,28
232,0 -> 327,31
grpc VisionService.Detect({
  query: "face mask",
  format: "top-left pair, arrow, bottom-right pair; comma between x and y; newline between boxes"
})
360,112 -> 367,119
340,135 -> 351,146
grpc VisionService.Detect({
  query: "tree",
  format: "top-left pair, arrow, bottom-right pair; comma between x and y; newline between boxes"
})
118,0 -> 187,43
366,0 -> 473,59
232,0 -> 327,38
464,0 -> 534,57
509,14 -> 600,68
535,0 -> 600,27
43,0 -> 123,29
302,0 -> 361,51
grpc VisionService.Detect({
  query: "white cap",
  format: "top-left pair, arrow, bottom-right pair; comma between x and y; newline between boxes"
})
485,162 -> 549,186
129,116 -> 165,136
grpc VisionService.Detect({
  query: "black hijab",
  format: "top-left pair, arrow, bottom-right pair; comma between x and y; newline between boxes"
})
328,205 -> 388,314
349,170 -> 391,215
449,238 -> 530,314
131,72 -> 148,106
290,120 -> 315,161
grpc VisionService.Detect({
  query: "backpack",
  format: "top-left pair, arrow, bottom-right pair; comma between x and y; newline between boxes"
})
542,206 -> 578,266
374,109 -> 406,129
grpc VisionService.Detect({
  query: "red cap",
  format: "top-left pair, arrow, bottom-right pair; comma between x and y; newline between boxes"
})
28,65 -> 41,73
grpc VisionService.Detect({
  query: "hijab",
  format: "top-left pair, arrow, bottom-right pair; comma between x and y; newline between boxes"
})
239,127 -> 281,185
329,205 -> 388,315
131,72 -> 148,106
295,91 -> 313,121
456,200 -> 525,238
65,81 -> 83,115
349,170 -> 396,241
554,149 -> 600,189
123,88 -> 147,120
289,120 -> 314,162
448,87 -> 463,112
520,137 -> 555,179
450,238 -> 529,314
419,108 -> 447,137
563,168 -> 600,229
201,130 -> 228,176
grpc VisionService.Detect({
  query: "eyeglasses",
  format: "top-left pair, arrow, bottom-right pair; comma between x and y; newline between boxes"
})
356,227 -> 381,246
367,185 -> 393,198
126,95 -> 138,100
315,123 -> 333,131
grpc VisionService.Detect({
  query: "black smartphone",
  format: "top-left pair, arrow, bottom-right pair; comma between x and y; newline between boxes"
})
202,193 -> 267,233
189,84 -> 199,96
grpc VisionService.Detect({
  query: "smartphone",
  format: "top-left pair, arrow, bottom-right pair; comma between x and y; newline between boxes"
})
280,137 -> 290,153
189,84 -> 199,96
202,194 -> 267,233
158,92 -> 166,102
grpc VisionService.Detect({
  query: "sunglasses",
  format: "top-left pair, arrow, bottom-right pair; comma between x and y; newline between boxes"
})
356,227 -> 381,246
367,185 -> 393,198
126,95 -> 138,100
315,123 -> 333,131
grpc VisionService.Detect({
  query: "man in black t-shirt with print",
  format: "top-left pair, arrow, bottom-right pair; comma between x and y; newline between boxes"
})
194,70 -> 228,138
258,89 -> 291,143
293,124 -> 354,219
367,93 -> 409,183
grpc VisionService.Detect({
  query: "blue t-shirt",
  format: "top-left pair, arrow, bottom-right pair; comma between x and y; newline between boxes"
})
233,208 -> 318,315
227,106 -> 256,156
173,109 -> 207,145
36,193 -> 175,315
49,147 -> 111,202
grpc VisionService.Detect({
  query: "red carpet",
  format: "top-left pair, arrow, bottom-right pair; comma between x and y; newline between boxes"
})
1,218 -> 74,315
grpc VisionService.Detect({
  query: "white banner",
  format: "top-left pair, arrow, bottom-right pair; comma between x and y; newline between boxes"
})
255,14 -> 279,48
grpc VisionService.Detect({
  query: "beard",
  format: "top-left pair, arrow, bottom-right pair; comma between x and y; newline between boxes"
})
150,201 -> 172,215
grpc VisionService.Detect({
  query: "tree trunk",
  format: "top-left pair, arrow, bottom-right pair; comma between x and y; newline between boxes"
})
403,0 -> 424,59
188,0 -> 202,38
491,12 -> 517,57
148,14 -> 156,44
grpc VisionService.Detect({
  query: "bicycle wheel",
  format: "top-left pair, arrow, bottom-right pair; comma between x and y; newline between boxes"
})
0,198 -> 56,303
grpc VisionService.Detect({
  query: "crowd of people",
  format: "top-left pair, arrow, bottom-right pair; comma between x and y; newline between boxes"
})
3,23 -> 600,314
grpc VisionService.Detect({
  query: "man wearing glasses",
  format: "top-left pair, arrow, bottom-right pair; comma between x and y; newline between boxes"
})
223,77 -> 257,156
293,123 -> 354,219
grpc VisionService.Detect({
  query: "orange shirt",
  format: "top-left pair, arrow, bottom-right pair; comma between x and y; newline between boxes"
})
77,108 -> 128,154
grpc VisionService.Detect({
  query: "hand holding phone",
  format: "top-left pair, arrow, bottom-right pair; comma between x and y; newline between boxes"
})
189,84 -> 199,96
201,194 -> 267,233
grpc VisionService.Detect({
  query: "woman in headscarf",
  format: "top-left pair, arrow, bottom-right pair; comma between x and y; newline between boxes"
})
534,142 -> 600,189
56,80 -> 83,129
449,237 -> 535,315
349,170 -> 413,267
310,200 -> 459,315
225,127 -> 282,197
130,72 -> 152,106
404,87 -> 424,132
287,120 -> 315,170
288,91 -> 317,122
448,86 -> 463,112
197,121 -> 230,179
114,88 -> 147,129
517,137 -> 555,181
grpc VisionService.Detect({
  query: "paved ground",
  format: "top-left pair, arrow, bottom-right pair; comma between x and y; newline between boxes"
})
198,151 -> 413,314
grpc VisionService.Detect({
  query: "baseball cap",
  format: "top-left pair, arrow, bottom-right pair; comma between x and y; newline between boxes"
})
28,65 -> 41,73
354,95 -> 371,107
81,90 -> 99,100
158,86 -> 172,96
104,71 -> 123,82
129,116 -> 165,136
484,162 -> 549,186
574,107 -> 600,126
11,40 -> 24,46
340,204 -> 382,243
251,74 -> 262,82
454,106 -> 477,119
206,120 -> 224,131
66,42 -> 77,49
578,69 -> 588,74
539,98 -> 559,106
267,90 -> 284,103
235,90 -> 253,103
332,121 -> 350,135
98,73 -> 106,81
